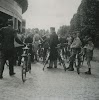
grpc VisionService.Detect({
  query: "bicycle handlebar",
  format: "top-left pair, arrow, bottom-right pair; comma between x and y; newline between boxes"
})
56,43 -> 68,48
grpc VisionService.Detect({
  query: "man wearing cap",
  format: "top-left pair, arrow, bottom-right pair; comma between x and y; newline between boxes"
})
47,27 -> 59,68
0,19 -> 22,79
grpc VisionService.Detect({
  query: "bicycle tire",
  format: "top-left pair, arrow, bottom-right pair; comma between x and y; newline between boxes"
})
59,54 -> 66,71
27,55 -> 31,73
77,62 -> 81,74
74,61 -> 80,74
62,62 -> 66,71
43,52 -> 49,71
22,60 -> 26,82
77,68 -> 80,74
74,55 -> 81,74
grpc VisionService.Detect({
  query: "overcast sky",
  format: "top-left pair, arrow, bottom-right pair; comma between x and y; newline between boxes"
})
23,0 -> 81,30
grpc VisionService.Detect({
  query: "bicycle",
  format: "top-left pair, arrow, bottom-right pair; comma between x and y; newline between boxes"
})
43,44 -> 67,71
60,43 -> 68,60
43,47 -> 50,71
71,48 -> 83,74
56,44 -> 66,71
21,43 -> 32,82
38,46 -> 44,62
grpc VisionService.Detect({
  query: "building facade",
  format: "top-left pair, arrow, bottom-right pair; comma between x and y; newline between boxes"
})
0,0 -> 28,32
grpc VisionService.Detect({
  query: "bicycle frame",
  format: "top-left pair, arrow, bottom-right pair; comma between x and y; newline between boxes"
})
56,44 -> 66,71
21,43 -> 32,82
43,48 -> 50,70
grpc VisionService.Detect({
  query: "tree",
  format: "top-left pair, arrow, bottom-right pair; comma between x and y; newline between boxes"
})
57,25 -> 70,37
69,0 -> 99,47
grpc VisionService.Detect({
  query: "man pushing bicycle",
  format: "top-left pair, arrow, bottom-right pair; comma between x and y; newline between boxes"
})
67,32 -> 82,71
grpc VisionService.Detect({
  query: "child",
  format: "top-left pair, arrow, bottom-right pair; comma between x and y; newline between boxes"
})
84,39 -> 94,75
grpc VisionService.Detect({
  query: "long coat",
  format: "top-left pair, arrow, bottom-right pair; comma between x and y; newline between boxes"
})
0,26 -> 16,51
49,32 -> 59,61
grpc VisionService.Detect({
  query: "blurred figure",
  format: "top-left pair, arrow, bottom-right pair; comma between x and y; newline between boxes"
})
0,19 -> 22,79
14,31 -> 24,66
24,33 -> 34,62
67,32 -> 82,71
66,35 -> 74,58
84,38 -> 94,75
33,30 -> 43,62
67,35 -> 73,47
42,34 -> 50,62
58,36 -> 67,60
48,27 -> 59,68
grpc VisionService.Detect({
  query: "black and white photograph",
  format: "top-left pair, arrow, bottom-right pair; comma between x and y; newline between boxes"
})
0,0 -> 99,100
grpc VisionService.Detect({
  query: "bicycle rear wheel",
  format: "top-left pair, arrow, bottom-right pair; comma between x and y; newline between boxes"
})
22,60 -> 27,82
77,67 -> 80,74
43,52 -> 49,71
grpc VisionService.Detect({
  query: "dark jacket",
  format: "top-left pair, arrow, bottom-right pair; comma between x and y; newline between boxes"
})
0,26 -> 22,51
49,32 -> 59,61
49,32 -> 58,48
42,37 -> 50,49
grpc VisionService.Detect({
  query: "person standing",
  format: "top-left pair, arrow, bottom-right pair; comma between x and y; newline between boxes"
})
33,30 -> 43,62
47,27 -> 59,68
0,19 -> 21,79
67,32 -> 82,71
84,39 -> 94,75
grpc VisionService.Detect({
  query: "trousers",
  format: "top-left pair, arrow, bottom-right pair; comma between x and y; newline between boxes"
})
49,60 -> 57,67
0,49 -> 14,76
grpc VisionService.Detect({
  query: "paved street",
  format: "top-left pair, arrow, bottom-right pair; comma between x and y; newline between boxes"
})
0,49 -> 99,100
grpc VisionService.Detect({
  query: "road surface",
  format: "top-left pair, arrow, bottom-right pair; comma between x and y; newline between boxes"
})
0,49 -> 99,100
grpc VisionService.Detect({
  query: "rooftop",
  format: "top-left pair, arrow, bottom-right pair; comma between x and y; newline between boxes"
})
15,0 -> 28,13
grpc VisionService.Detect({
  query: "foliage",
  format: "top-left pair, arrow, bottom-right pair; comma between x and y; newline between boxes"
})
25,28 -> 50,37
57,25 -> 70,37
69,0 -> 99,47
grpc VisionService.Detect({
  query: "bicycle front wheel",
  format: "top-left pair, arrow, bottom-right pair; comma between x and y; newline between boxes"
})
76,59 -> 81,75
21,59 -> 27,82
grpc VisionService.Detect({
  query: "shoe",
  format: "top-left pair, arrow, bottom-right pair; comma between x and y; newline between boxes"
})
0,75 -> 3,79
10,73 -> 16,76
54,66 -> 57,68
85,71 -> 91,75
58,62 -> 61,65
0,76 -> 3,79
68,68 -> 74,71
66,67 -> 70,70
47,66 -> 52,69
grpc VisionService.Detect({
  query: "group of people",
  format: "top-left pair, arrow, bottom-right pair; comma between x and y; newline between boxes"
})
47,30 -> 94,75
0,19 -> 94,79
